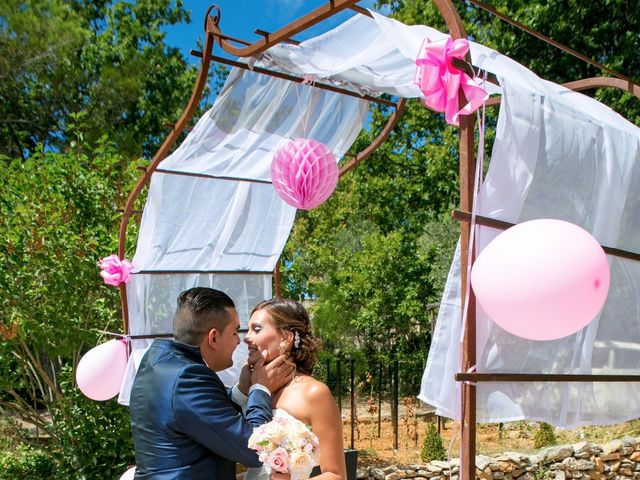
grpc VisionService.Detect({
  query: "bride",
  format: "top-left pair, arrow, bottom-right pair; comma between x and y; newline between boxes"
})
242,298 -> 347,480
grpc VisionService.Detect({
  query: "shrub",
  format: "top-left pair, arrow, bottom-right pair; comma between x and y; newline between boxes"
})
533,422 -> 557,448
421,422 -> 446,463
0,444 -> 56,479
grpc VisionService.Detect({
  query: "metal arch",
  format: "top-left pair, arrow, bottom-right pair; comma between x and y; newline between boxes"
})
563,76 -> 640,100
339,98 -> 407,177
425,3 -> 478,480
116,3 -> 413,333
206,0 -> 361,58
116,12 -> 218,333
485,76 -> 640,111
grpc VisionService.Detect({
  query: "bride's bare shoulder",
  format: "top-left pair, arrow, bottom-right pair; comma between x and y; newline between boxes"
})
294,376 -> 333,403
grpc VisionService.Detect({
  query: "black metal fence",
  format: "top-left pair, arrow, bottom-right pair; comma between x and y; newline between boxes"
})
319,356 -> 439,451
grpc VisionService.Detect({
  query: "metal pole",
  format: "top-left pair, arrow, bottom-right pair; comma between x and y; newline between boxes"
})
337,358 -> 342,412
377,361 -> 382,438
393,358 -> 399,450
350,358 -> 355,450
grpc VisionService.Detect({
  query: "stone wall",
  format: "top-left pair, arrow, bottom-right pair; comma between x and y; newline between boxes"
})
356,437 -> 640,480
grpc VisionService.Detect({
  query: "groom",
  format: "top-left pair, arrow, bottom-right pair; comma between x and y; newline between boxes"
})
130,287 -> 294,479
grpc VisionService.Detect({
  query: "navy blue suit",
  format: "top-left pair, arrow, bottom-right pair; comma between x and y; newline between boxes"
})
130,339 -> 272,479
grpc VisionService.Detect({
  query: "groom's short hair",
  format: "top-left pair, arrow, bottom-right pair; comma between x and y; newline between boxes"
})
173,287 -> 235,346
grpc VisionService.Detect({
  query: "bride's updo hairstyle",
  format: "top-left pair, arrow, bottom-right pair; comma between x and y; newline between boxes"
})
251,298 -> 320,375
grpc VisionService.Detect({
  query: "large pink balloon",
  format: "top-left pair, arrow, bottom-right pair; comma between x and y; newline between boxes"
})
271,138 -> 339,210
76,339 -> 128,401
470,219 -> 610,341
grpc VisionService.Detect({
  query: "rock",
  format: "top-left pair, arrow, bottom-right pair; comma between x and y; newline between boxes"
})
416,471 -> 429,477
356,468 -> 369,479
595,457 -> 604,473
550,463 -> 565,471
555,471 -> 566,480
519,473 -> 536,480
493,472 -> 505,480
622,448 -> 635,456
511,469 -> 524,477
372,468 -> 386,480
546,447 -> 575,463
498,462 -> 515,473
529,455 -> 544,466
630,452 -> 640,462
477,467 -> 493,480
602,454 -> 621,462
610,462 -> 621,473
576,453 -> 592,459
383,467 -> 398,475
603,442 -> 622,455
619,468 -> 633,477
405,471 -> 417,478
431,461 -> 450,470
385,473 -> 401,480
426,465 -> 442,474
476,456 -> 492,471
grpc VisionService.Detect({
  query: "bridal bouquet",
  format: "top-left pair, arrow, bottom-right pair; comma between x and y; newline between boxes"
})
248,415 -> 320,480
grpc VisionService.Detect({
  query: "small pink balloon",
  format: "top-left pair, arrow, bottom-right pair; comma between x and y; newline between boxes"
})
76,339 -> 128,401
271,138 -> 339,210
119,466 -> 136,480
470,219 -> 610,341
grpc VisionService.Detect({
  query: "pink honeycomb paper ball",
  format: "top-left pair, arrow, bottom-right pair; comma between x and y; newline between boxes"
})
271,138 -> 339,210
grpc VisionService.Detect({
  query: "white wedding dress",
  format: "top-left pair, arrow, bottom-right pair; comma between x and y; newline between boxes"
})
246,409 -> 306,480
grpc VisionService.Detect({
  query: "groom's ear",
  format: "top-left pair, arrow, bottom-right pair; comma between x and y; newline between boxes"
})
206,328 -> 218,347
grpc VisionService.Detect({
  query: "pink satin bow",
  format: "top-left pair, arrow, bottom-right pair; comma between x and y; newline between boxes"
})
99,254 -> 134,286
414,36 -> 488,126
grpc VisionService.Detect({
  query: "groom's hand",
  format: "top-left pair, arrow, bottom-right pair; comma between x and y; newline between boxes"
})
251,351 -> 295,393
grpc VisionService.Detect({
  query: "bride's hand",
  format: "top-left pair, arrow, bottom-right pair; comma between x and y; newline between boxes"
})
238,363 -> 252,395
270,472 -> 291,480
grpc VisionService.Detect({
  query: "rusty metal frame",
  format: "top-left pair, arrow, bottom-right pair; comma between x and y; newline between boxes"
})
117,2 -> 411,334
117,4 -> 640,479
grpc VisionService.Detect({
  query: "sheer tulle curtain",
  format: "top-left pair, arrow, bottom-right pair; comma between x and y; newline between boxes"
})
118,68 -> 369,405
420,76 -> 640,427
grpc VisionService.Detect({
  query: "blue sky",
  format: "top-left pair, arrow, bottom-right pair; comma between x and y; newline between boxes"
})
164,0 -> 385,63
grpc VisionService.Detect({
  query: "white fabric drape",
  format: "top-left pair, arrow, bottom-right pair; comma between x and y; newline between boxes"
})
259,10 -> 640,426
420,76 -> 640,427
118,68 -> 370,405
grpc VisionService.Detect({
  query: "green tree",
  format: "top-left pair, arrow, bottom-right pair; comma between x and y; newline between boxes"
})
0,132 -> 141,476
0,0 -> 199,158
533,422 -> 557,449
421,422 -> 446,463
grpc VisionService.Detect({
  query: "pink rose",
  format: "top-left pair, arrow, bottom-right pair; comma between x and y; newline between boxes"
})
267,447 -> 290,473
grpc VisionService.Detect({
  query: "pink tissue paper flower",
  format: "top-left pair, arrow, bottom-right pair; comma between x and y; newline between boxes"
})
99,254 -> 134,286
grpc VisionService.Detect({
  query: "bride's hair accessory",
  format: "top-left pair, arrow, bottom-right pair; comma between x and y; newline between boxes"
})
293,331 -> 301,349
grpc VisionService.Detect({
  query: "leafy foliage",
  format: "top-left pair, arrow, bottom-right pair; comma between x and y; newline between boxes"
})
533,422 -> 557,449
0,0 -> 198,158
0,136 -> 140,476
420,422 -> 446,463
0,444 -> 56,480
